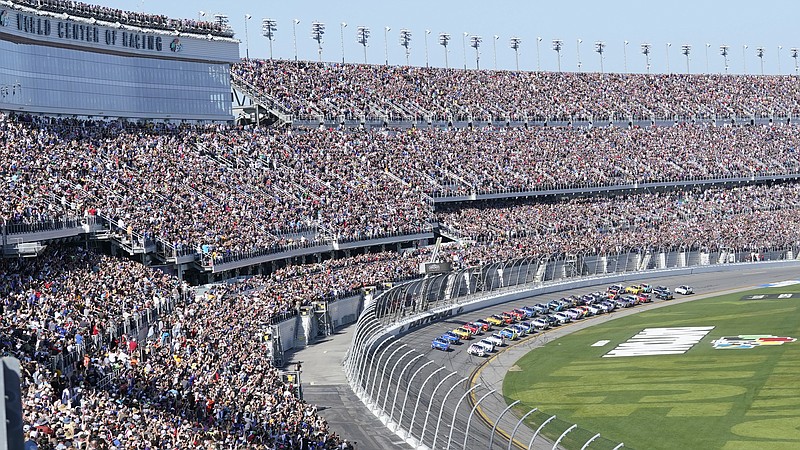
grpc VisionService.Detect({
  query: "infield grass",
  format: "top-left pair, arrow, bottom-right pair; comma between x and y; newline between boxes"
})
503,286 -> 800,450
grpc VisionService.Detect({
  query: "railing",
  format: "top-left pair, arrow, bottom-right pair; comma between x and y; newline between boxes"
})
49,293 -> 180,374
344,243 -> 800,449
4,215 -> 92,235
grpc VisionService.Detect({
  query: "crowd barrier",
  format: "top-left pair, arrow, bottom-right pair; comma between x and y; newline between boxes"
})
344,245 -> 800,450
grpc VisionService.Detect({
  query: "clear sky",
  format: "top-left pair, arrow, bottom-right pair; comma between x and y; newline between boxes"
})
97,0 -> 799,75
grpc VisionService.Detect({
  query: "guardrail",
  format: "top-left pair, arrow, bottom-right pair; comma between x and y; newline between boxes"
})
344,244 -> 800,449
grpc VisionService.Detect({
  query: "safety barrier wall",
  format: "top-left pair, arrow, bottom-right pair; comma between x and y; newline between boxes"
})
344,247 -> 800,450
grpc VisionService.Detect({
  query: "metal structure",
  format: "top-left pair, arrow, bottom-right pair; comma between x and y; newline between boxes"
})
311,21 -> 325,62
552,39 -> 563,72
261,18 -> 277,60
357,26 -> 370,64
470,35 -> 483,70
440,33 -> 451,68
292,19 -> 300,61
792,47 -> 799,74
384,26 -> 391,66
576,38 -> 583,71
243,14 -> 252,59
743,44 -> 748,74
344,243 -> 800,449
623,40 -> 629,73
399,29 -> 412,66
666,42 -> 671,73
641,42 -> 651,73
681,44 -> 691,74
424,30 -> 431,67
720,44 -> 730,73
594,41 -> 605,73
536,37 -> 542,71
756,46 -> 765,75
509,37 -> 522,71
462,32 -> 469,70
340,22 -> 347,63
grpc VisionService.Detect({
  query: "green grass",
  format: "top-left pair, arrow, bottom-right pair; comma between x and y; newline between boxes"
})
503,287 -> 800,450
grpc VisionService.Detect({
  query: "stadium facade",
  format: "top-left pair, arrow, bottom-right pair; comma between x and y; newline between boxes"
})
0,0 -> 239,121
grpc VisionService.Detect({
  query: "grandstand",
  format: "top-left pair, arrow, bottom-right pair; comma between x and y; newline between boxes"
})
4,0 -> 800,448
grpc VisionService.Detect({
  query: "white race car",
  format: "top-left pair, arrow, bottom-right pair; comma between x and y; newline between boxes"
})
467,343 -> 488,357
675,285 -> 694,295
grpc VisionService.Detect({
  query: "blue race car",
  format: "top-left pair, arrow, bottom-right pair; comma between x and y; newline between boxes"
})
440,331 -> 461,344
431,337 -> 451,351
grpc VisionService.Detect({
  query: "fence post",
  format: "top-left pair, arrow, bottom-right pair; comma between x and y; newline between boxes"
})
488,400 -> 520,450
462,389 -> 496,450
552,424 -> 577,450
528,415 -> 556,449
508,408 -> 538,450
373,344 -> 409,408
418,372 -> 460,446
400,363 -> 441,435
430,377 -> 470,450
381,349 -> 417,413
580,433 -> 601,450
367,342 -> 406,399
387,353 -> 425,424
444,384 -> 481,450
366,338 -> 399,401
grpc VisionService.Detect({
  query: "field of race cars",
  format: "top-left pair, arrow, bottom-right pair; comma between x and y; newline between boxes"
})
429,283 -> 690,359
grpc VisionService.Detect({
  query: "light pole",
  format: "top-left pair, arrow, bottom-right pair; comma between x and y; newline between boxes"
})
705,43 -> 710,73
311,21 -> 325,62
261,18 -> 277,60
292,19 -> 300,62
778,45 -> 782,75
399,29 -> 412,66
244,14 -> 252,59
681,44 -> 691,74
357,26 -> 370,64
340,22 -> 347,63
594,41 -> 605,73
720,44 -> 729,73
384,26 -> 391,66
641,42 -> 651,74
462,31 -> 468,70
424,29 -> 431,67
743,44 -> 748,74
510,37 -> 522,71
666,42 -> 671,74
756,46 -> 765,75
536,37 -> 542,71
439,32 -> 450,68
552,39 -> 563,72
576,38 -> 583,71
493,35 -> 499,70
792,47 -> 799,75
470,35 -> 482,69
623,40 -> 629,73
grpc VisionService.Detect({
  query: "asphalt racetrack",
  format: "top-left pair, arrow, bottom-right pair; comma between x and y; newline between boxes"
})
296,264 -> 800,450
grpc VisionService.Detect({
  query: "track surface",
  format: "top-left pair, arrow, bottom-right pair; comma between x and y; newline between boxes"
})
295,265 -> 800,450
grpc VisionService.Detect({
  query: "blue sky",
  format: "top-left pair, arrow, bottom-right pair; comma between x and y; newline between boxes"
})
99,1 -> 799,74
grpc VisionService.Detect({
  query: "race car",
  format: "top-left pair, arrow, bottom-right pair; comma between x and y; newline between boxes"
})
675,285 -> 694,295
625,285 -> 643,295
485,334 -> 505,347
510,323 -> 531,336
452,328 -> 472,340
441,331 -> 462,344
478,338 -> 497,353
467,343 -> 488,357
653,288 -> 674,300
512,308 -> 534,319
472,319 -> 492,332
485,316 -> 505,327
462,322 -> 481,335
499,327 -> 519,341
640,283 -> 653,293
531,317 -> 551,330
431,337 -> 451,351
637,293 -> 652,304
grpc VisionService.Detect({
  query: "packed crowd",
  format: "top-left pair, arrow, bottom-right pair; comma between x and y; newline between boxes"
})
7,113 -> 800,262
233,59 -> 800,122
12,0 -> 234,37
3,245 -> 375,449
436,183 -> 800,265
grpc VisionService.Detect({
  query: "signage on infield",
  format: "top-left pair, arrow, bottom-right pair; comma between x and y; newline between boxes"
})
603,326 -> 714,358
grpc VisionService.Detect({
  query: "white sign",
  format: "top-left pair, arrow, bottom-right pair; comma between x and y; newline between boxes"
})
603,326 -> 714,358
